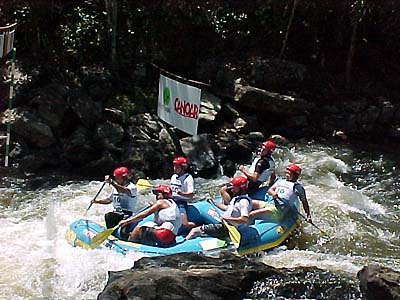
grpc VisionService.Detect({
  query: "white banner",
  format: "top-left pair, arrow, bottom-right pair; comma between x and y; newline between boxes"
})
158,74 -> 201,136
0,28 -> 15,58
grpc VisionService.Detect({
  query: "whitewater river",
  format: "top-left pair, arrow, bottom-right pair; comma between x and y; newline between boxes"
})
0,141 -> 399,299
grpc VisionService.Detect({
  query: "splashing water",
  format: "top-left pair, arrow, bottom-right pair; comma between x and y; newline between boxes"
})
0,141 -> 399,299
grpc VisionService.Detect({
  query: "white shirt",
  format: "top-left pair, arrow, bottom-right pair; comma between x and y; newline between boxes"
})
108,182 -> 137,212
170,173 -> 194,201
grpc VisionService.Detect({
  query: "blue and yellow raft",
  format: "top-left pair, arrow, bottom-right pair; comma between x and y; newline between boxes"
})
66,188 -> 300,256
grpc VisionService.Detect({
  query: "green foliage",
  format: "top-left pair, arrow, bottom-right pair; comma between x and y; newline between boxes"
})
108,87 -> 157,117
60,4 -> 107,60
1,0 -> 400,97
108,94 -> 136,116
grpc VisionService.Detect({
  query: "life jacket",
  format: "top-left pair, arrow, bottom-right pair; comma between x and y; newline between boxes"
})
111,182 -> 137,213
273,180 -> 300,213
170,173 -> 193,201
223,195 -> 252,223
154,199 -> 182,235
249,156 -> 275,183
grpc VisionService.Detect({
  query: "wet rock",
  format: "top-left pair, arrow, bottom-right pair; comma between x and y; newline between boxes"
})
180,133 -> 219,178
234,80 -> 315,115
98,251 -> 281,300
98,252 -> 361,300
358,264 -> 400,300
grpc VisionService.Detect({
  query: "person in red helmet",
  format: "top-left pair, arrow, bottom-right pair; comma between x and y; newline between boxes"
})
92,166 -> 137,228
265,163 -> 312,223
239,140 -> 276,196
185,176 -> 252,241
119,184 -> 182,246
170,156 -> 196,228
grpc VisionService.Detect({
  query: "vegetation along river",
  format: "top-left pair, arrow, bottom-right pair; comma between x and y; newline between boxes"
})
0,140 -> 399,300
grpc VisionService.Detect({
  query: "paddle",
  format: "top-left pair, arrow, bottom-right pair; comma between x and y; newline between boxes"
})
276,196 -> 330,238
297,210 -> 329,237
90,204 -> 152,249
83,182 -> 106,217
207,198 -> 241,248
221,219 -> 241,248
90,224 -> 119,249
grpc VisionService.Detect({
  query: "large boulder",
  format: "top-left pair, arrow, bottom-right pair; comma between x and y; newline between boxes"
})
234,79 -> 315,115
0,108 -> 56,148
358,265 -> 400,300
98,251 -> 361,300
249,58 -> 309,92
98,251 -> 282,300
180,133 -> 219,178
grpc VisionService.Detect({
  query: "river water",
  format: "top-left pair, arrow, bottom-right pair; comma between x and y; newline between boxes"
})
0,141 -> 399,299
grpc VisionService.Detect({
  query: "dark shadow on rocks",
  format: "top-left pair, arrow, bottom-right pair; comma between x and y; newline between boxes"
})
98,251 -> 362,300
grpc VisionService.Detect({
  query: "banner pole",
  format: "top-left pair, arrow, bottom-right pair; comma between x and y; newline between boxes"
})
4,47 -> 16,167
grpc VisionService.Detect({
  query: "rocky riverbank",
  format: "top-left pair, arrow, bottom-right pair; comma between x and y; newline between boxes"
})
1,59 -> 400,180
97,251 -> 399,300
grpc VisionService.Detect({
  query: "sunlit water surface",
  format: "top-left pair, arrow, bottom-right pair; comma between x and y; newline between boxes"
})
0,141 -> 399,299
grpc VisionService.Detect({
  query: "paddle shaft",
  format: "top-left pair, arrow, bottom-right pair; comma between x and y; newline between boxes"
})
90,204 -> 151,249
83,181 -> 106,216
297,210 -> 328,236
86,178 -> 146,217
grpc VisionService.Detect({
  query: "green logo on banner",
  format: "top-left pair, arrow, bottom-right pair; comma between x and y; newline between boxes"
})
163,87 -> 170,105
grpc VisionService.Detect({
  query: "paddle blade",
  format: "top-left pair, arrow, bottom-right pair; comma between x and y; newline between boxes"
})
136,179 -> 153,191
90,225 -> 119,249
222,220 -> 241,248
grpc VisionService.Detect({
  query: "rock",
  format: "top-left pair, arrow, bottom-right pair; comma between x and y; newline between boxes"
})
249,58 -> 308,92
234,80 -> 315,115
94,121 -> 125,147
1,108 -> 56,148
70,94 -> 103,128
63,127 -> 98,165
98,251 -> 281,300
98,252 -> 361,300
199,91 -> 221,123
104,108 -> 127,125
358,264 -> 400,300
180,133 -> 219,178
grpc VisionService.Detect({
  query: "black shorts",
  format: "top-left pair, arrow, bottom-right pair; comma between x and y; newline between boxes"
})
200,223 -> 228,240
105,211 -> 133,228
247,181 -> 261,195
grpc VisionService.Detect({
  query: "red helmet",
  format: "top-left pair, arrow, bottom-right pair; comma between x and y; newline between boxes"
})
286,163 -> 301,174
262,140 -> 276,150
152,184 -> 173,198
230,175 -> 248,190
113,166 -> 128,177
173,156 -> 188,168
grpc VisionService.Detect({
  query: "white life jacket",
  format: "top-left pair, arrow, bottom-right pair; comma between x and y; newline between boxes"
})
170,172 -> 194,201
249,156 -> 275,183
111,182 -> 137,212
154,199 -> 182,235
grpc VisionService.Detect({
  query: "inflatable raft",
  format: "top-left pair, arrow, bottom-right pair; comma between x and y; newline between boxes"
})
66,188 -> 300,256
